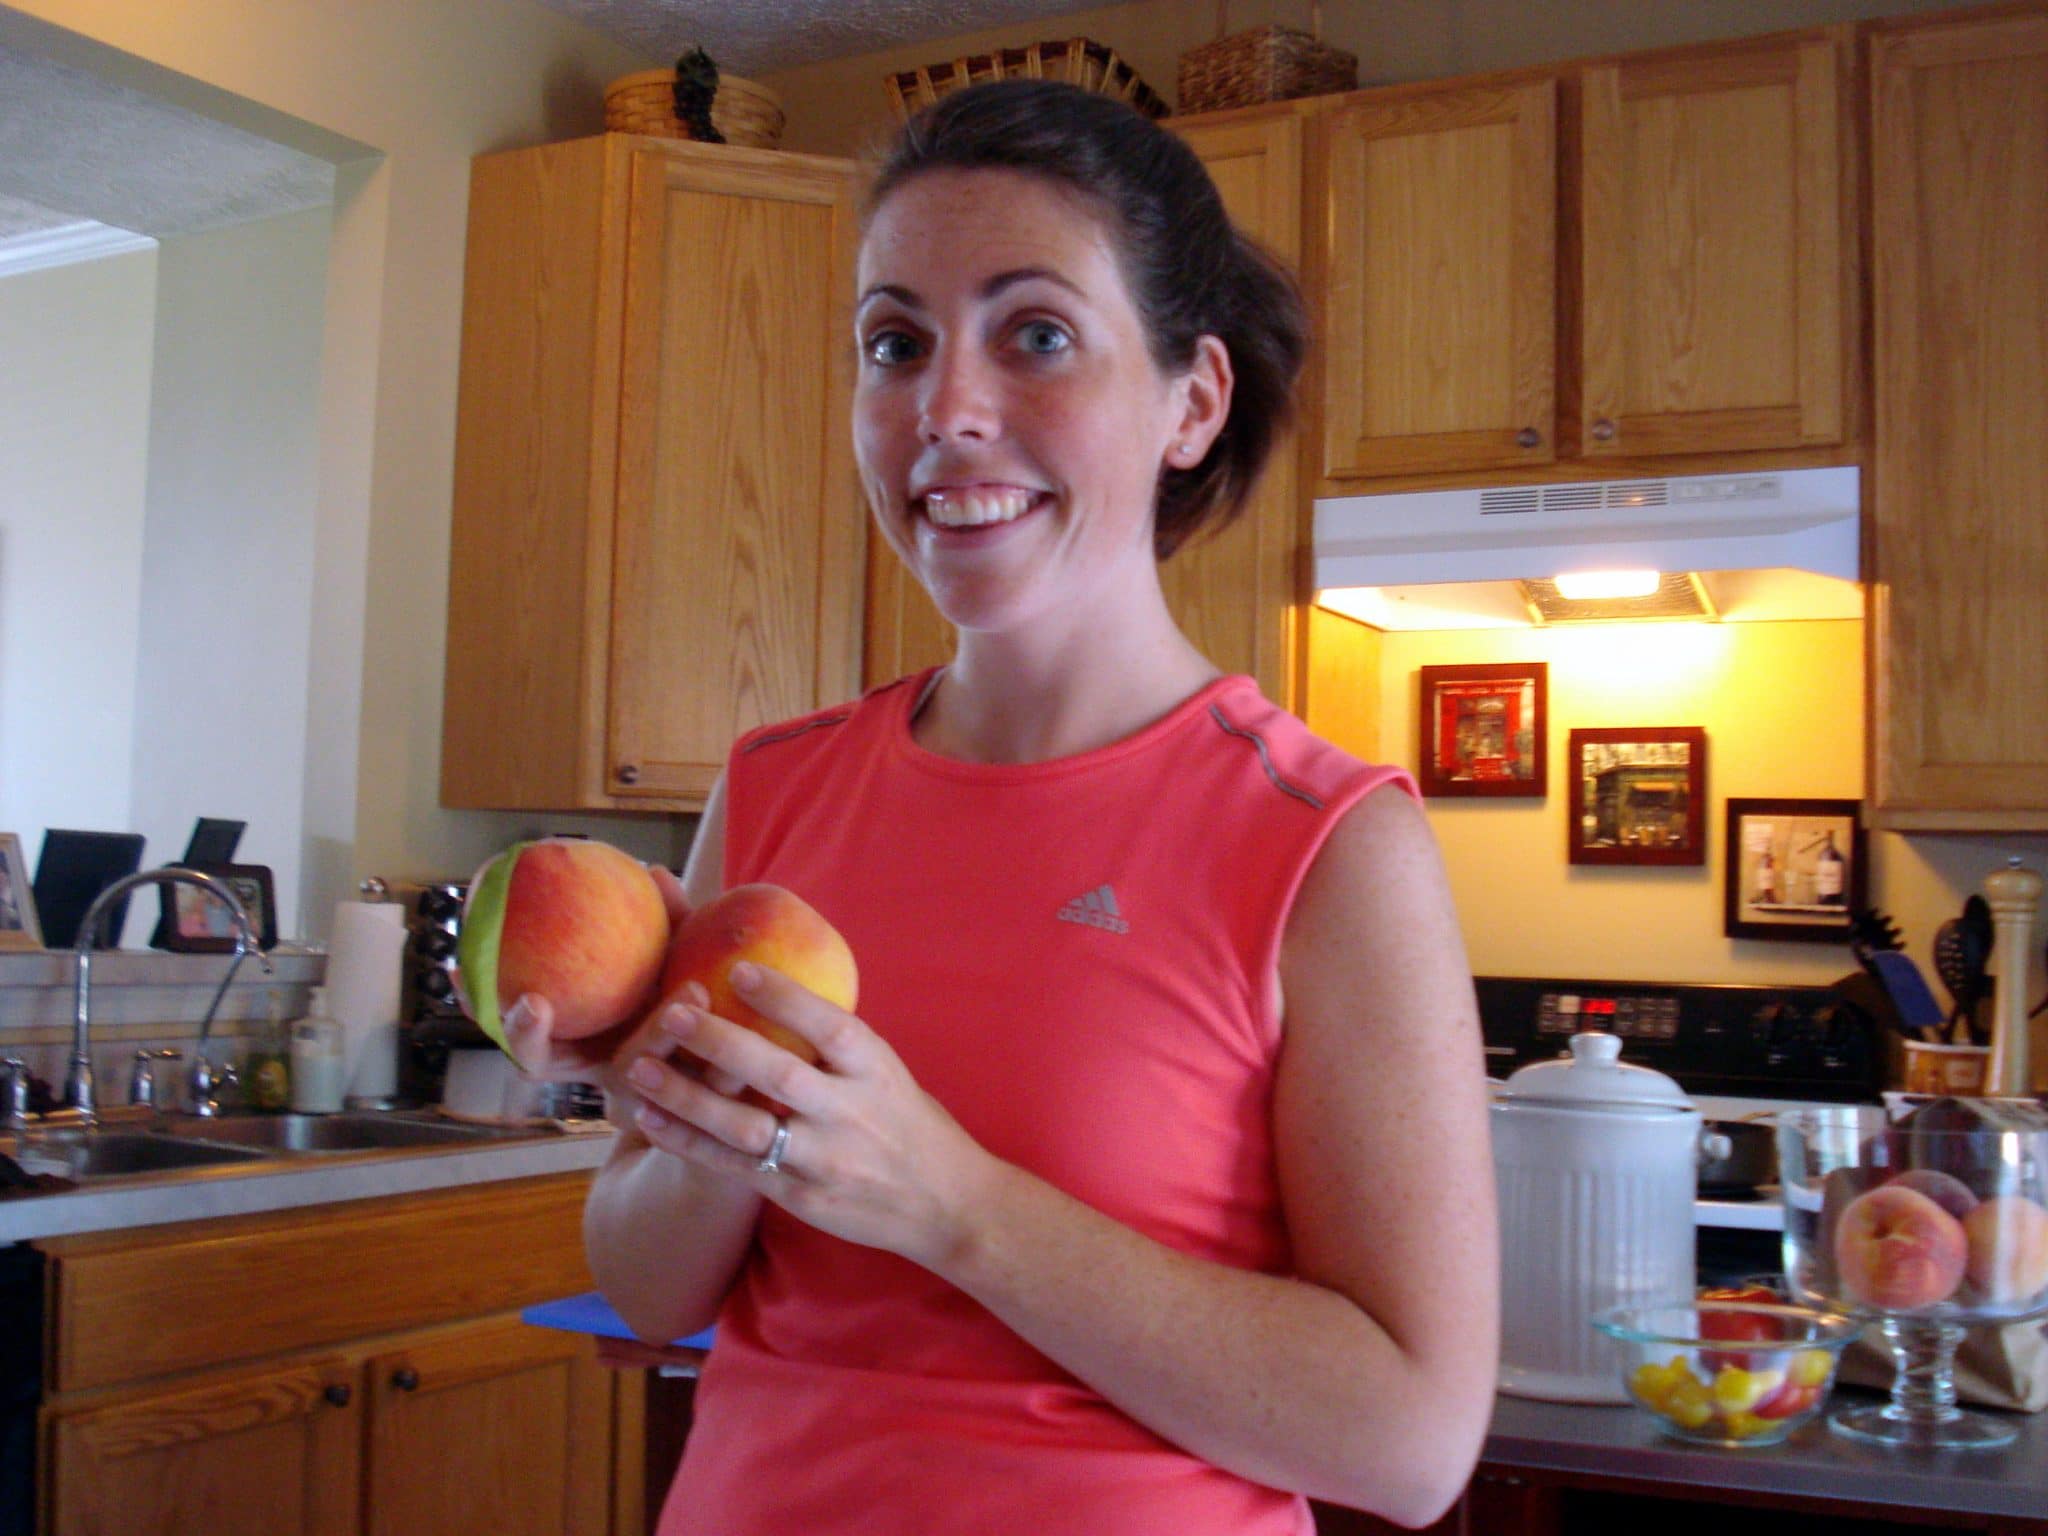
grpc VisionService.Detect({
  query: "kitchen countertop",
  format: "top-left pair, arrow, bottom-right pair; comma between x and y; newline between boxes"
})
0,1119 -> 617,1244
1486,1388 -> 2048,1520
525,1287 -> 2044,1521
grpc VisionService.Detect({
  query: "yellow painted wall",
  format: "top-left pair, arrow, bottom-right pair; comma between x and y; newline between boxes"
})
1377,618 -> 2048,1084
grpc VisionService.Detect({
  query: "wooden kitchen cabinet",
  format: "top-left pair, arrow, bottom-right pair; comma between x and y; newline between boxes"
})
1574,31 -> 1848,460
1317,77 -> 1558,481
442,133 -> 863,812
1313,27 -> 1854,491
38,1174 -> 640,1536
860,106 -> 1363,743
1866,5 -> 2048,829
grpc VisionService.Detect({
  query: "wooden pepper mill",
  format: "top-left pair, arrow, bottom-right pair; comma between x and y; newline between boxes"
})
1984,856 -> 2042,1097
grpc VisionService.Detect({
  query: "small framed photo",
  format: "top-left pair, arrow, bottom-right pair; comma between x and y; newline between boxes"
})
1568,727 -> 1708,866
159,863 -> 278,953
0,833 -> 43,951
1417,662 -> 1548,798
1724,798 -> 1866,943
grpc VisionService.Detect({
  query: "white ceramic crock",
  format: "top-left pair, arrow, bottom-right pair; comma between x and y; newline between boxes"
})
1491,1031 -> 1706,1403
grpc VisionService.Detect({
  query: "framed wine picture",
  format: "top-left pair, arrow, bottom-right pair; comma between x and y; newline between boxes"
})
1724,798 -> 1865,942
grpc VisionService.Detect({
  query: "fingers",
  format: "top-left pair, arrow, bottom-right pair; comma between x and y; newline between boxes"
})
500,993 -> 562,1077
650,863 -> 692,925
626,1044 -> 789,1181
725,962 -> 872,1075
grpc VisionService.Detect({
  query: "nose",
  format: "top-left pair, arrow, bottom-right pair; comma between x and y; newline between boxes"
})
917,340 -> 999,445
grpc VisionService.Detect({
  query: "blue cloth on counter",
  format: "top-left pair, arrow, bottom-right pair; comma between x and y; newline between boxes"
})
522,1291 -> 715,1350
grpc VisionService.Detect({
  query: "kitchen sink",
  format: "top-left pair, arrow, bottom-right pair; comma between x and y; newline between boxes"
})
9,1132 -> 270,1180
157,1110 -> 539,1154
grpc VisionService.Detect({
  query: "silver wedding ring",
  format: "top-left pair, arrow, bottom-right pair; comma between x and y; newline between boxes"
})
756,1115 -> 791,1175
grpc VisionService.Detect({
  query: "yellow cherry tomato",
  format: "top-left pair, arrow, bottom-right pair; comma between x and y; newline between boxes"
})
1711,1365 -> 1786,1415
1789,1348 -> 1833,1389
1664,1375 -> 1714,1430
1722,1409 -> 1772,1440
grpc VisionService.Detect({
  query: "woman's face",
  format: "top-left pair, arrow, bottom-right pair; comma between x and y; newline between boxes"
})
852,168 -> 1224,637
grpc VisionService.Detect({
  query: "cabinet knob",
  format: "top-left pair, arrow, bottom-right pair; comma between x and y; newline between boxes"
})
1515,427 -> 1541,449
615,763 -> 641,786
391,1367 -> 420,1392
324,1382 -> 352,1408
1591,417 -> 1617,443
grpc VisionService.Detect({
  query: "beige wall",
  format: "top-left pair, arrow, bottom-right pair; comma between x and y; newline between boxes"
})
2,0 -> 683,938
760,0 -> 1975,157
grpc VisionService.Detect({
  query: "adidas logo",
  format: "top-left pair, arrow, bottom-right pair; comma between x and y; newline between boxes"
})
1057,884 -> 1129,935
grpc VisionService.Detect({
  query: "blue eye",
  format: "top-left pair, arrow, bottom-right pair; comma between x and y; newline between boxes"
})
865,330 -> 920,366
1016,321 -> 1070,356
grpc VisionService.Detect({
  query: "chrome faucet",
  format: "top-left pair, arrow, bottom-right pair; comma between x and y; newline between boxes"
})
69,867 -> 272,1122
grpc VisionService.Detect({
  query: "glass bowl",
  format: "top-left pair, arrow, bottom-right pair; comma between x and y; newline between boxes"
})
1592,1301 -> 1861,1447
1777,1099 -> 2048,1449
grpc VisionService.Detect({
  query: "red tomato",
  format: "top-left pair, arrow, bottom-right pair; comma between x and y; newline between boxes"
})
1754,1381 -> 1820,1420
1698,1288 -> 1783,1370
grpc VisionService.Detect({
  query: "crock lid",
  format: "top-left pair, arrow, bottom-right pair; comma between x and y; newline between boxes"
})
1498,1030 -> 1692,1108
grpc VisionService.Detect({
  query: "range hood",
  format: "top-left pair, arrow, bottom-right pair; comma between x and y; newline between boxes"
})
1314,466 -> 1863,631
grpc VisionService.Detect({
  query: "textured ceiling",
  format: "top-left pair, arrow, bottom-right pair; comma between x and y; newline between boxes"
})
0,42 -> 334,245
523,0 -> 1104,76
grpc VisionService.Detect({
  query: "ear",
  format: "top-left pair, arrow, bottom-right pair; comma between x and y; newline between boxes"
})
1165,335 -> 1233,470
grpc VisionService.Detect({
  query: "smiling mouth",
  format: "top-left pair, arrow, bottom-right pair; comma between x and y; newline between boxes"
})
920,487 -> 1046,529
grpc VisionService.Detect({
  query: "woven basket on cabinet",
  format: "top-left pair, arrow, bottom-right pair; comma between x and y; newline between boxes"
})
604,68 -> 786,148
1177,19 -> 1357,115
884,38 -> 1168,122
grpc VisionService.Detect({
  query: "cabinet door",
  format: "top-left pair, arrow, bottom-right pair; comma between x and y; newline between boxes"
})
1578,35 -> 1845,458
1321,79 -> 1557,481
364,1318 -> 611,1536
47,1357 -> 360,1536
610,145 -> 863,800
1869,10 -> 2048,827
1168,110 -> 1305,704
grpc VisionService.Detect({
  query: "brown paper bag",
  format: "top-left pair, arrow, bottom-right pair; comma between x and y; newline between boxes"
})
1839,1318 -> 2048,1411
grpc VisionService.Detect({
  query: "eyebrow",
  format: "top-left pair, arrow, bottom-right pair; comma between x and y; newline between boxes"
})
856,265 -> 1086,312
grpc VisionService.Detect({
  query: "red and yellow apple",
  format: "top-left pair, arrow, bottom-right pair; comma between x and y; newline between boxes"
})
457,838 -> 671,1049
1832,1183 -> 1969,1311
1961,1195 -> 2048,1307
643,884 -> 858,1112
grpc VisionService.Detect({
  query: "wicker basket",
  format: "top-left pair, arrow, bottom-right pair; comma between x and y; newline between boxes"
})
884,38 -> 1168,123
1177,24 -> 1357,115
604,68 -> 786,149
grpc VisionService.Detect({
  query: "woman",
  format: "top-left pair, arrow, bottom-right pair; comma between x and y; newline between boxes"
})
507,79 -> 1497,1534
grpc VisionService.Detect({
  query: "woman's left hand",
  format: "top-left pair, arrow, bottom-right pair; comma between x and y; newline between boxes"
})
622,960 -> 989,1270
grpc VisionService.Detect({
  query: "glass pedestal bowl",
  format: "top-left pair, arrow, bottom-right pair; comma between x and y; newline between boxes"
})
1776,1099 -> 2048,1450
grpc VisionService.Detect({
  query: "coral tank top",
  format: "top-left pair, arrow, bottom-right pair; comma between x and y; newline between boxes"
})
660,670 -> 1414,1536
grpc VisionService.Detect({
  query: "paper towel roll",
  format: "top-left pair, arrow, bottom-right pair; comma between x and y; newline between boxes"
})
327,899 -> 406,1100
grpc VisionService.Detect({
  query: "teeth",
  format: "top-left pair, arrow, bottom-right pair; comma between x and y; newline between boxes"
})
923,488 -> 1036,528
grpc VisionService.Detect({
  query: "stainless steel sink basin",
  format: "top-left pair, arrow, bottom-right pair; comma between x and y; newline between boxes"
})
12,1131 -> 270,1179
157,1111 -> 537,1154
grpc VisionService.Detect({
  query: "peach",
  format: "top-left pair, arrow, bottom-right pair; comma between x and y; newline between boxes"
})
1961,1195 -> 2048,1307
1833,1184 -> 1969,1311
647,884 -> 858,1110
1891,1168 -> 1980,1222
458,838 -> 670,1048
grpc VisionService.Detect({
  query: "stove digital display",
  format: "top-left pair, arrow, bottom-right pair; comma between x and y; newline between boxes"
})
1536,990 -> 1679,1039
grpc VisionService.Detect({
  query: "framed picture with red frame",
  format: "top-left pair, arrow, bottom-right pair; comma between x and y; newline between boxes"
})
1567,726 -> 1708,865
1416,662 -> 1548,798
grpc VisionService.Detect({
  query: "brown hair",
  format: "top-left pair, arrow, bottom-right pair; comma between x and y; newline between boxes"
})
866,80 -> 1307,560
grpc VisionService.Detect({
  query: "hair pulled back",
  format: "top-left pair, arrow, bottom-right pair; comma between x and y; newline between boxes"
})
866,79 -> 1307,560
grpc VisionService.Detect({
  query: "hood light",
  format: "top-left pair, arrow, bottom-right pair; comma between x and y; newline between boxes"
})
1553,569 -> 1662,601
